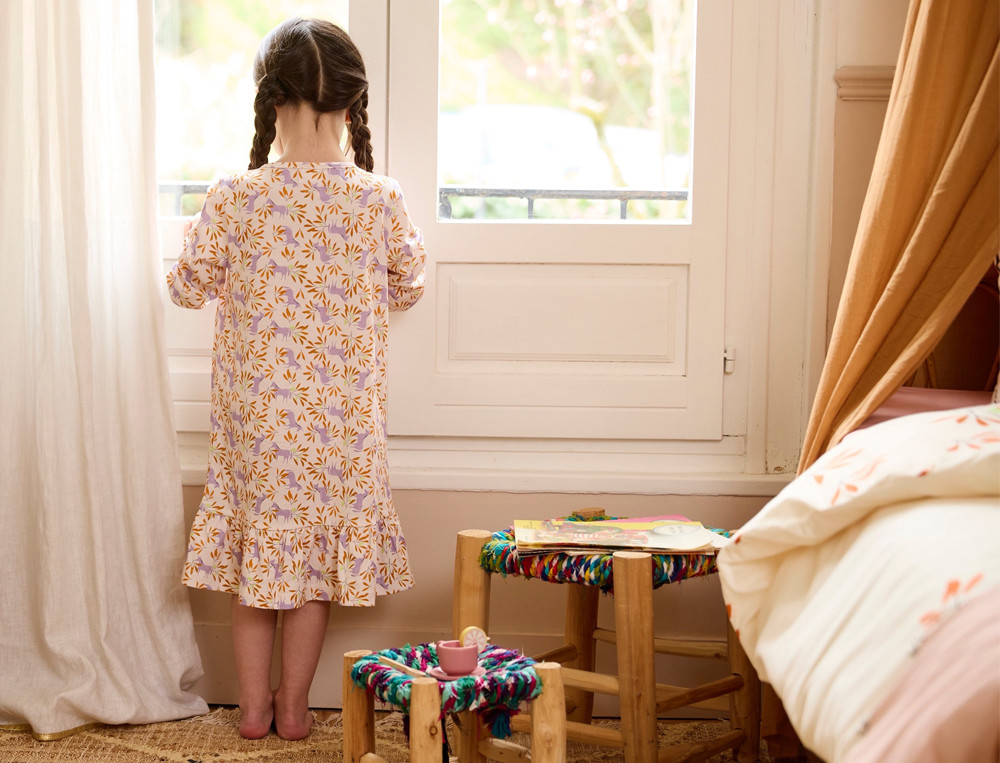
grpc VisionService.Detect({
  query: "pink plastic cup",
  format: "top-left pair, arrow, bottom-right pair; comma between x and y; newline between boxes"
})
436,640 -> 478,675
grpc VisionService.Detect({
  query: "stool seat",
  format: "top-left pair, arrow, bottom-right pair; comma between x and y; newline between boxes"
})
343,647 -> 566,763
479,524 -> 728,593
351,643 -> 542,738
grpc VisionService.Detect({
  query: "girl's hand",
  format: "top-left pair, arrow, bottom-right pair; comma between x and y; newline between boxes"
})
183,218 -> 195,237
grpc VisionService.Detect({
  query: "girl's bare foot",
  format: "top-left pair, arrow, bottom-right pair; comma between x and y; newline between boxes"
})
273,691 -> 314,740
230,598 -> 279,740
238,691 -> 275,739
272,600 -> 329,740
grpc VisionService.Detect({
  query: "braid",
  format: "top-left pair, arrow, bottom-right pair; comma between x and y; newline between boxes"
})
249,75 -> 285,170
348,92 -> 373,172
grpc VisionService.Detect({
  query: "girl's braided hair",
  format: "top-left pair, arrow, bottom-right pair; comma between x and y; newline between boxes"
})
249,18 -> 372,171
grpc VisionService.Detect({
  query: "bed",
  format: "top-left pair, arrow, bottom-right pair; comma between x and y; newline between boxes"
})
717,395 -> 999,762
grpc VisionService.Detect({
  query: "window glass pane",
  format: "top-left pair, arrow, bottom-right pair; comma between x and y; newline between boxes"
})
438,0 -> 694,222
154,0 -> 350,215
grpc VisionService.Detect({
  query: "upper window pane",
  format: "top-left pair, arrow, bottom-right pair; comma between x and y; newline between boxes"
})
438,0 -> 694,222
153,0 -> 350,214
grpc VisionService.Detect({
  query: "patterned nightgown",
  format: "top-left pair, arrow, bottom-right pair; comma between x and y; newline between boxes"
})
168,161 -> 426,609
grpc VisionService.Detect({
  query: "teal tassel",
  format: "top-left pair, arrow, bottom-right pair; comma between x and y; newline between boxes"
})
488,711 -> 511,738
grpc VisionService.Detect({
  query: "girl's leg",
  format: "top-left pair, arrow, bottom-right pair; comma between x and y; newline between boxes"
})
273,599 -> 331,740
230,596 -> 279,739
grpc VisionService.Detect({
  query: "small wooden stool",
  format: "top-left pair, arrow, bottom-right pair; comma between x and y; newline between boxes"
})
453,512 -> 761,763
343,650 -> 567,763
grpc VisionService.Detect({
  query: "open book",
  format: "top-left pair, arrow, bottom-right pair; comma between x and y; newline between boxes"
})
513,515 -> 726,556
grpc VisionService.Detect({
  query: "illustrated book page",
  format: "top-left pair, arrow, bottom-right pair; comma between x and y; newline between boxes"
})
513,515 -> 725,555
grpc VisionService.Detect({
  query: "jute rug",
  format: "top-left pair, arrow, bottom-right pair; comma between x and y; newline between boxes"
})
0,707 -> 769,762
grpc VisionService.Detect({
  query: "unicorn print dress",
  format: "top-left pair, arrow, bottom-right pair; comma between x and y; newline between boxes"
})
168,162 -> 426,609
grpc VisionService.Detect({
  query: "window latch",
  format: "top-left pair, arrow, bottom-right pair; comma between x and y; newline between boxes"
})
724,347 -> 736,374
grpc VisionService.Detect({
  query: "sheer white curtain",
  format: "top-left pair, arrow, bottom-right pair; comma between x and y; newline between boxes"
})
0,1 -> 207,737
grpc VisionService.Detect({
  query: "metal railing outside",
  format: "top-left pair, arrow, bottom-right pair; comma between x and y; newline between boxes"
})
158,182 -> 689,221
159,181 -> 211,216
438,185 -> 688,220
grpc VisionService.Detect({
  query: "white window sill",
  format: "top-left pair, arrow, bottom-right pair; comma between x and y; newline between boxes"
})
178,435 -> 793,495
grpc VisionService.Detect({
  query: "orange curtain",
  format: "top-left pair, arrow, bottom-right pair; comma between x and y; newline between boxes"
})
799,0 -> 999,471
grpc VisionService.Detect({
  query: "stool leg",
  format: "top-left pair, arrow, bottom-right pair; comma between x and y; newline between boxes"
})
409,677 -> 445,763
456,710 -> 488,763
613,552 -> 657,763
343,650 -> 376,763
531,662 -> 567,763
453,529 -> 493,639
564,583 -> 599,723
453,530 -> 493,762
728,622 -> 761,763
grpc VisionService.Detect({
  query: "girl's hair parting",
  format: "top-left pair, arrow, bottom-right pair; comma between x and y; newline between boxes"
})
249,18 -> 373,172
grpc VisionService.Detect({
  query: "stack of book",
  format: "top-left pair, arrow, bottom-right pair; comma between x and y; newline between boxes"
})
512,514 -> 726,556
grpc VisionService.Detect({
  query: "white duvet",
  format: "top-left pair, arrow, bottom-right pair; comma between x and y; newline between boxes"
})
718,404 -> 1000,762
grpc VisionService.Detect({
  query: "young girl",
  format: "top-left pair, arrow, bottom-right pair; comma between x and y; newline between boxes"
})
167,18 -> 426,741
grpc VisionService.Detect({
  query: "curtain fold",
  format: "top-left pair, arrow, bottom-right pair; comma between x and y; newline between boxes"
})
799,0 -> 999,471
0,0 -> 207,737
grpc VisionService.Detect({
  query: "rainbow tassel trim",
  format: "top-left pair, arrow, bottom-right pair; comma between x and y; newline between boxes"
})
350,643 -> 541,739
479,516 -> 730,593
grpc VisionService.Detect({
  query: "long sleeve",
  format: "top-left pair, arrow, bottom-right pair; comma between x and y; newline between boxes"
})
382,180 -> 427,312
166,181 -> 235,309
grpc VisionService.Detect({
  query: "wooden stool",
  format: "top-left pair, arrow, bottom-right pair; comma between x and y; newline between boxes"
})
343,650 -> 567,763
452,518 -> 761,763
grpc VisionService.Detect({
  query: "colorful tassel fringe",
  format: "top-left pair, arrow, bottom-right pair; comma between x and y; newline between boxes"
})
479,515 -> 730,594
350,642 -> 541,739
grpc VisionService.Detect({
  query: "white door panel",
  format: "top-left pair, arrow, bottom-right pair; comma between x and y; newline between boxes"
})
438,263 -> 684,368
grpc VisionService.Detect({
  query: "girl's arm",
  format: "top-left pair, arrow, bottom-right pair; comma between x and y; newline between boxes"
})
166,181 -> 235,309
383,180 -> 427,312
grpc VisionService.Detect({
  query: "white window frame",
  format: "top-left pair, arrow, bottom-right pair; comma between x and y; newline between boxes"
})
160,0 -> 392,480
